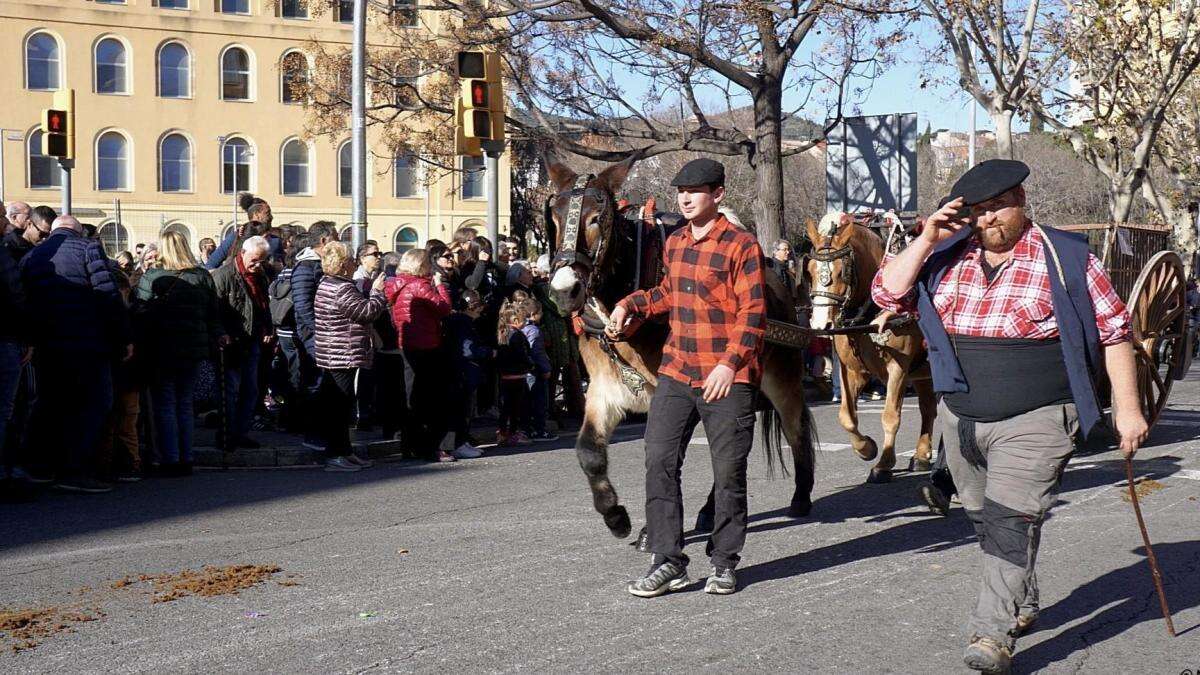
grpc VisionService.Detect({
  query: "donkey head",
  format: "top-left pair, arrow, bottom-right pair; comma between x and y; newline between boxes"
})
544,157 -> 635,313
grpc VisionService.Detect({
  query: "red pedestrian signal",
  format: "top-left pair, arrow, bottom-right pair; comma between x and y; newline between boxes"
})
470,80 -> 488,108
45,109 -> 67,133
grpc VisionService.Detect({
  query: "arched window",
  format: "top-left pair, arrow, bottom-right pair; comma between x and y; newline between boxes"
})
393,154 -> 419,198
338,142 -> 352,196
221,137 -> 252,193
281,51 -> 308,104
98,222 -> 129,253
461,155 -> 485,200
221,47 -> 251,100
158,42 -> 190,98
393,226 -> 419,253
281,139 -> 310,195
160,133 -> 192,192
28,130 -> 64,189
97,131 -> 130,190
25,32 -> 60,90
95,38 -> 128,94
161,222 -> 192,249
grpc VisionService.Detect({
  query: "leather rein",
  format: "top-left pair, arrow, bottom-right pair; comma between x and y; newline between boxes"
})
808,242 -> 858,327
547,174 -> 614,298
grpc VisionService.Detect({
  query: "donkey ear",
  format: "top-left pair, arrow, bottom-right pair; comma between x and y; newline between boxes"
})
546,162 -> 578,192
596,156 -> 637,194
832,215 -> 856,246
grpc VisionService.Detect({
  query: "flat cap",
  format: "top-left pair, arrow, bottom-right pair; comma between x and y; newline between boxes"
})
670,158 -> 725,187
948,159 -> 1030,206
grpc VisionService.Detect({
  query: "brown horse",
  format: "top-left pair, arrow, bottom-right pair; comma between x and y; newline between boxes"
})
543,158 -> 817,539
804,213 -> 937,483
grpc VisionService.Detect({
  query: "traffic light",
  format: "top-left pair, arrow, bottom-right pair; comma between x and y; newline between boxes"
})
41,89 -> 75,160
454,50 -> 504,151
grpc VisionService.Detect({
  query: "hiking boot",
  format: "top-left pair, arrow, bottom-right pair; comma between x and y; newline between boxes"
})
626,558 -> 690,598
453,443 -> 483,459
346,454 -> 374,468
963,635 -> 1012,674
54,477 -> 113,494
704,566 -> 737,595
529,430 -> 559,442
324,457 -> 362,473
918,482 -> 951,517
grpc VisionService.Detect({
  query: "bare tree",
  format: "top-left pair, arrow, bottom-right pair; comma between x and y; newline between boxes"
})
920,0 -> 1067,158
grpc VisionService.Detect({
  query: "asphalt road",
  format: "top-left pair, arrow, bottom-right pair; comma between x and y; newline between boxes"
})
3,369 -> 1199,673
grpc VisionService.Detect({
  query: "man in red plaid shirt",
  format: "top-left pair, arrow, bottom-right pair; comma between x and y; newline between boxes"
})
872,159 -> 1147,673
607,158 -> 766,598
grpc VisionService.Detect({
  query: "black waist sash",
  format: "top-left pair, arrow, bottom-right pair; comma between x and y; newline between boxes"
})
943,336 -> 1073,423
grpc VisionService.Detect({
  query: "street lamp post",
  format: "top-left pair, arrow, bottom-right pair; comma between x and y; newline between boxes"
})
350,0 -> 367,251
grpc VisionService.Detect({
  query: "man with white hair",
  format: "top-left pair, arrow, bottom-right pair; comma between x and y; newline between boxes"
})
3,202 -> 41,265
212,236 -> 274,448
19,214 -> 131,494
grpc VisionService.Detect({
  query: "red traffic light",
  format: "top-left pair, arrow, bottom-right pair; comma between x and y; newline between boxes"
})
45,109 -> 67,133
470,80 -> 488,107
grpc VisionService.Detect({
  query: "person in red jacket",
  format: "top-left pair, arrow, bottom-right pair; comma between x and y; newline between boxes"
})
386,249 -> 454,462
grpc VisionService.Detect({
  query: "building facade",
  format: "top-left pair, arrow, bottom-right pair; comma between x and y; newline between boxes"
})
0,0 -> 510,255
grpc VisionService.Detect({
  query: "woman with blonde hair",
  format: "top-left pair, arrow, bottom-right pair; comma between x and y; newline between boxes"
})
134,230 -> 227,476
314,241 -> 388,471
386,247 -> 455,461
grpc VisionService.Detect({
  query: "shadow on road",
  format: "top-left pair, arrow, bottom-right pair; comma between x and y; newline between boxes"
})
1013,541 -> 1200,673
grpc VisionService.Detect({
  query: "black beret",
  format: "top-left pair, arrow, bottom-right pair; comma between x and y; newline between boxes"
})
947,159 -> 1029,206
670,158 -> 725,187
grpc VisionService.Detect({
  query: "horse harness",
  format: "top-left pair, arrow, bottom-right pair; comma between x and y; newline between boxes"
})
808,241 -> 858,326
548,174 -> 614,296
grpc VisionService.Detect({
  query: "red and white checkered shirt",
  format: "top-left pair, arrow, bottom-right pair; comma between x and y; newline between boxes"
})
870,225 -> 1130,346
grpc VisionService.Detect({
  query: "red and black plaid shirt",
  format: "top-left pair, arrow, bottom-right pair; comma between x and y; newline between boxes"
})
618,215 -> 767,387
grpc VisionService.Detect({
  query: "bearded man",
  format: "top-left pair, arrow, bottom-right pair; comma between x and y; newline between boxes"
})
871,159 -> 1146,673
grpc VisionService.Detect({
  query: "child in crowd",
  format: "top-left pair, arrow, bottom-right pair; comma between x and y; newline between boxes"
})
495,297 -> 533,447
99,269 -> 142,482
518,294 -> 557,442
445,289 -> 492,458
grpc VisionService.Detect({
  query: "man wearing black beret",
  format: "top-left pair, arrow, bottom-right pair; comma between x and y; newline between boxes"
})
870,159 -> 1146,672
607,157 -> 767,597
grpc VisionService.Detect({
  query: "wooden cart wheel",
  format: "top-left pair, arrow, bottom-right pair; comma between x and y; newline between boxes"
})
1126,250 -> 1187,428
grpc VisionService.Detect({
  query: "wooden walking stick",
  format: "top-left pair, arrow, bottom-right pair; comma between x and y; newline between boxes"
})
1124,457 -> 1175,636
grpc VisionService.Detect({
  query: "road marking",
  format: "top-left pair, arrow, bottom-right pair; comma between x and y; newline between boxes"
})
1154,419 -> 1200,428
819,443 -> 853,453
1176,469 -> 1200,481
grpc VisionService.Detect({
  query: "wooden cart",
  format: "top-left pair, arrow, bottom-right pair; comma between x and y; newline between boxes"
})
1059,223 -> 1194,427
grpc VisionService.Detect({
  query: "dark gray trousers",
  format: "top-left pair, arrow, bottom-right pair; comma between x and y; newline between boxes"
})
941,400 -> 1078,650
644,376 -> 757,570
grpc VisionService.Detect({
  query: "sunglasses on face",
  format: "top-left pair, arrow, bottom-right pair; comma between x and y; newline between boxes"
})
362,251 -> 382,259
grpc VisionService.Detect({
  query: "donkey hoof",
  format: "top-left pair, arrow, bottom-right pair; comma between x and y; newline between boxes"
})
694,510 -> 715,533
632,526 -> 650,552
866,468 -> 893,484
787,497 -> 812,518
910,457 -> 933,473
605,506 -> 632,538
854,439 -> 879,462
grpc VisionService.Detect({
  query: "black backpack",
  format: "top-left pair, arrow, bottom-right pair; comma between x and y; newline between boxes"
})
268,269 -> 294,327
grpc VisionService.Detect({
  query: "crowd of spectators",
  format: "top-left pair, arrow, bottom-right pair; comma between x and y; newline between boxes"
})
0,193 -> 585,502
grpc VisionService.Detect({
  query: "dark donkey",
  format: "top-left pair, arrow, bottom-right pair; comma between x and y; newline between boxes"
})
543,157 -> 817,540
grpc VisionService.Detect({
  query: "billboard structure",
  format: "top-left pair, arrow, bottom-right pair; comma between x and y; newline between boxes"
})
825,113 -> 918,216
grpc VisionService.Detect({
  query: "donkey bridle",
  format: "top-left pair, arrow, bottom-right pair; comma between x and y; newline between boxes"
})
548,174 -> 614,295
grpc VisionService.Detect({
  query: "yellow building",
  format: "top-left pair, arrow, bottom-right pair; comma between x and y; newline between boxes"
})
0,0 -> 510,254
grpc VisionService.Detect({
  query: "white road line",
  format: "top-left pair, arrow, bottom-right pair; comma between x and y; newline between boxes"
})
1152,419 -> 1199,427
1176,469 -> 1200,481
819,443 -> 853,453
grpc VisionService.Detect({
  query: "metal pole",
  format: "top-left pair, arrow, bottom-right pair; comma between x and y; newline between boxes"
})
60,158 -> 73,215
968,43 -> 977,168
230,144 -> 239,230
350,0 -> 367,252
482,139 -> 505,244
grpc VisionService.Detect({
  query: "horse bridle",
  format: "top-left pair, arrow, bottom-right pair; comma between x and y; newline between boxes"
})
546,174 -> 615,296
808,242 -> 857,326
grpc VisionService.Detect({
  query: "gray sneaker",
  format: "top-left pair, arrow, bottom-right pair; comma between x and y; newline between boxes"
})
324,457 -> 362,473
626,558 -> 690,598
704,566 -> 737,595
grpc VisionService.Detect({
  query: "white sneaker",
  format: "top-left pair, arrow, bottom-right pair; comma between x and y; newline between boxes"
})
452,443 -> 483,459
324,457 -> 362,472
346,454 -> 374,468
